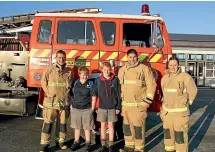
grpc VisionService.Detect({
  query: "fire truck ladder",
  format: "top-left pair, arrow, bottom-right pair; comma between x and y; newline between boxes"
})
0,8 -> 102,34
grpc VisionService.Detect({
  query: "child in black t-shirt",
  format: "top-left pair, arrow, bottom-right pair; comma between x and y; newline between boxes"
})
70,67 -> 96,152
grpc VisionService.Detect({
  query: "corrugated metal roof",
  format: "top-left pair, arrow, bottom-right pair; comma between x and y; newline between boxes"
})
169,33 -> 215,48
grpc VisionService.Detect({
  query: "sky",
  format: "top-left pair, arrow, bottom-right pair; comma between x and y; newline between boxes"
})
0,1 -> 215,35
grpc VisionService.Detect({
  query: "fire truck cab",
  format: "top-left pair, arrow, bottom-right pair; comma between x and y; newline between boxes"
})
0,5 -> 172,116
29,5 -> 172,113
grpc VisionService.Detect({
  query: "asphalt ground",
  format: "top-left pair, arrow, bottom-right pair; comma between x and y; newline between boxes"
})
0,88 -> 214,152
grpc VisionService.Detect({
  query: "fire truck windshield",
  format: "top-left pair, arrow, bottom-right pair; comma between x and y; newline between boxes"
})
57,20 -> 96,45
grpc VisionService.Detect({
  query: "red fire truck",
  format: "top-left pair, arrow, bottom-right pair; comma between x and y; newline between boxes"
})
0,5 -> 172,117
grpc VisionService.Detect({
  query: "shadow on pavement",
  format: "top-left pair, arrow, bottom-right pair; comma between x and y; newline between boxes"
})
145,113 -> 163,152
189,99 -> 215,152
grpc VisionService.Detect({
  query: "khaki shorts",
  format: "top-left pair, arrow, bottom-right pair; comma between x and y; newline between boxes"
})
70,108 -> 94,130
97,108 -> 117,122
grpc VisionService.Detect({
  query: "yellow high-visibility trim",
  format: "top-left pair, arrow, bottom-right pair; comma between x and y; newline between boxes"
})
162,105 -> 188,113
78,51 -> 92,59
124,80 -> 136,84
39,49 -> 51,57
40,139 -> 50,145
122,101 -> 146,107
99,51 -> 107,59
93,52 -> 99,60
107,52 -> 118,60
150,54 -> 162,62
135,145 -> 144,150
125,141 -> 135,146
164,88 -> 177,92
165,145 -> 175,151
59,137 -> 65,143
48,82 -> 66,87
121,55 -> 127,61
43,102 -> 63,108
61,145 -> 68,150
67,50 -> 78,58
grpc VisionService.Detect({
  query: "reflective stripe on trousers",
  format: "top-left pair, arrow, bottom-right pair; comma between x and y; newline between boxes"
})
162,105 -> 188,113
122,101 -> 145,107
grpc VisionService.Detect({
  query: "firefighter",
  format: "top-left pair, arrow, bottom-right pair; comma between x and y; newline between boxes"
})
118,49 -> 157,152
39,50 -> 73,152
160,56 -> 197,152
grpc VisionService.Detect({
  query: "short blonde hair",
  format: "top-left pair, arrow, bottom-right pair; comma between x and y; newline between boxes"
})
78,66 -> 89,75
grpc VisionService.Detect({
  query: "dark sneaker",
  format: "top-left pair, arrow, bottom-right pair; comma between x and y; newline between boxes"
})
119,146 -> 135,152
55,141 -> 59,148
108,145 -> 114,152
99,145 -> 107,152
70,142 -> 80,151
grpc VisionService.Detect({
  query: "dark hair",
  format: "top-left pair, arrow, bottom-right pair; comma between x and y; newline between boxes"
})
56,50 -> 66,57
127,49 -> 138,56
169,56 -> 179,65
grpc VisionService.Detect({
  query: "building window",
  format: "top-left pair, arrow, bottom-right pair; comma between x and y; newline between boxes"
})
206,62 -> 215,78
100,22 -> 116,46
206,70 -> 213,77
177,53 -> 185,60
206,55 -> 213,61
206,62 -> 213,69
57,20 -> 96,45
188,54 -> 195,60
196,54 -> 203,60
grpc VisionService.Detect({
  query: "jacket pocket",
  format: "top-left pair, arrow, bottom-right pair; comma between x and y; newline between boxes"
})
176,115 -> 189,126
177,81 -> 185,96
136,72 -> 146,87
137,105 -> 147,119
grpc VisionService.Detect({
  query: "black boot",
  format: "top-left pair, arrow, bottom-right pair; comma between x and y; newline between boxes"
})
39,144 -> 49,152
70,142 -> 80,151
55,141 -> 59,148
119,146 -> 135,152
85,143 -> 91,152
